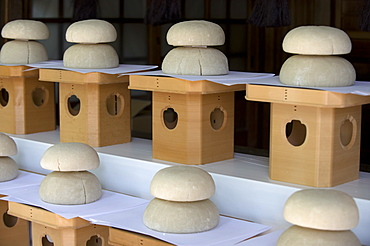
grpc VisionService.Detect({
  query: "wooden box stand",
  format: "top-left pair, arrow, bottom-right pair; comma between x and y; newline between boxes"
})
8,201 -> 110,246
246,84 -> 370,187
39,69 -> 131,147
129,75 -> 245,165
0,66 -> 55,134
109,227 -> 172,246
0,199 -> 30,246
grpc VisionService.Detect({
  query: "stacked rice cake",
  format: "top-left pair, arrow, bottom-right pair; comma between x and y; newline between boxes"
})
39,142 -> 102,205
277,189 -> 361,245
63,19 -> 119,69
0,133 -> 18,181
280,26 -> 356,87
0,19 -> 49,64
162,20 -> 228,76
143,166 -> 219,233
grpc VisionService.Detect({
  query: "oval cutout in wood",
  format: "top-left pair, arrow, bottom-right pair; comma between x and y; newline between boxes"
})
286,120 -> 307,146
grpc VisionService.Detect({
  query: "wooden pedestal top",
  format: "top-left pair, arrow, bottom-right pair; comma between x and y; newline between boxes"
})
0,65 -> 38,77
8,201 -> 90,228
129,75 -> 245,94
246,84 -> 370,108
39,68 -> 128,84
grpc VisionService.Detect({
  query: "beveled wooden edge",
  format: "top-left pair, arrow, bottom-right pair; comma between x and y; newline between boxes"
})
109,227 -> 174,246
129,75 -> 245,94
39,68 -> 129,84
0,65 -> 39,77
7,201 -> 91,229
245,84 -> 370,108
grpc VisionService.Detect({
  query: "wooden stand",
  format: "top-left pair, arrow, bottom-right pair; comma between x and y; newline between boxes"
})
7,201 -> 110,246
0,66 -> 55,134
109,227 -> 172,246
129,75 -> 245,165
246,84 -> 370,187
39,69 -> 131,147
0,199 -> 30,246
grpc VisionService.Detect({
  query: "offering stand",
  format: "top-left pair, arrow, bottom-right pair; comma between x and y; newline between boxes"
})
0,197 -> 29,246
39,68 -> 130,147
7,201 -> 109,246
0,65 -> 55,134
129,75 -> 245,165
109,227 -> 172,246
246,83 -> 370,187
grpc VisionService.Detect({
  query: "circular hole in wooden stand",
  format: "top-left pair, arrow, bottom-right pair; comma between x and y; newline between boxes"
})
67,95 -> 81,116
106,93 -> 124,116
286,120 -> 307,146
32,87 -> 48,107
340,118 -> 356,149
0,88 -> 9,107
163,107 -> 178,129
3,211 -> 18,228
86,235 -> 103,246
42,235 -> 54,246
210,107 -> 225,130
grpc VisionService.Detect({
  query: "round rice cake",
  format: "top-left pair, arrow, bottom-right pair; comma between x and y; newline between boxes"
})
1,19 -> 49,40
150,165 -> 215,202
166,20 -> 225,46
66,19 -> 117,44
40,142 -> 99,172
0,40 -> 48,64
39,171 -> 102,205
279,55 -> 355,87
282,26 -> 351,55
277,225 -> 361,246
143,198 -> 219,233
0,157 -> 18,182
283,189 -> 359,231
162,47 -> 228,76
63,43 -> 119,69
0,132 -> 17,156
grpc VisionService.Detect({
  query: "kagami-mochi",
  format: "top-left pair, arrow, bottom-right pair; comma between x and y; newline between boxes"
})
39,142 -> 102,205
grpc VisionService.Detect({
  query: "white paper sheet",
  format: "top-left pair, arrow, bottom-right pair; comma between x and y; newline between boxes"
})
0,171 -> 44,194
245,76 -> 370,96
0,171 -> 271,245
127,70 -> 275,83
236,230 -> 283,245
2,185 -> 148,219
88,204 -> 271,246
22,60 -> 158,74
128,70 -> 370,96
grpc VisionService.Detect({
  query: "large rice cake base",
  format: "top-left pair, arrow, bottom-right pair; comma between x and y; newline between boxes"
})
39,171 -> 102,205
63,43 -> 119,69
0,40 -> 48,64
279,55 -> 355,87
143,198 -> 219,234
162,47 -> 228,76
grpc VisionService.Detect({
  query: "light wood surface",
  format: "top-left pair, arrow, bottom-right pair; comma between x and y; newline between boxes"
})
129,75 -> 242,164
129,74 -> 245,94
246,84 -> 369,187
0,65 -> 38,77
246,84 -> 370,108
269,104 -> 361,187
0,66 -> 56,134
0,200 -> 29,246
109,227 -> 173,246
8,201 -> 90,228
59,82 -> 131,147
39,68 -> 129,84
8,202 -> 111,246
152,91 -> 234,164
39,69 -> 131,147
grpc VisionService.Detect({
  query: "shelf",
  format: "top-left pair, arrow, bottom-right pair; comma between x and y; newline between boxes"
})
9,130 -> 370,245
